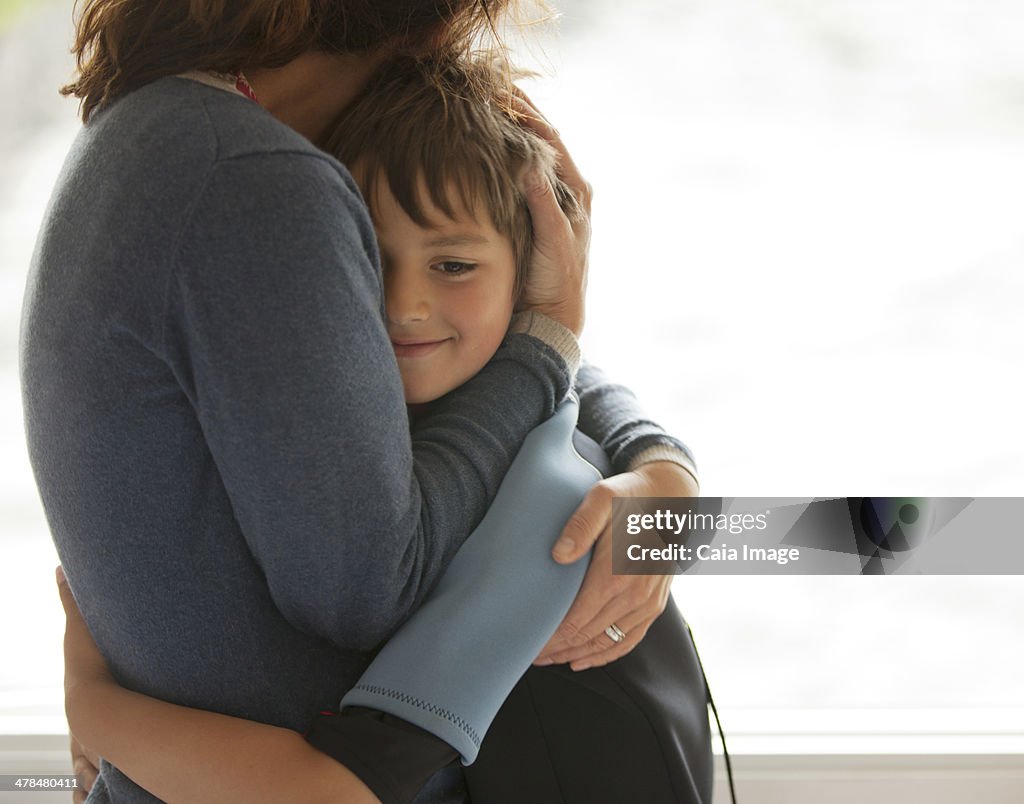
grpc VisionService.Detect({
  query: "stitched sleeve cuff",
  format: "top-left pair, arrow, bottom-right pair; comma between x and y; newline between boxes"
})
626,445 -> 700,488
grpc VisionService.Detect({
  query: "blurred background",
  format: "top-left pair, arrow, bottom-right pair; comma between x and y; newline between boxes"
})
2,0 -> 1022,754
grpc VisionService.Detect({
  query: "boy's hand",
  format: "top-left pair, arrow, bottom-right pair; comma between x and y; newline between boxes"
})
533,462 -> 698,669
511,89 -> 592,336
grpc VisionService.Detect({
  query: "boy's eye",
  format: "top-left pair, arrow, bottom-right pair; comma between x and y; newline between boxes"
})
433,261 -> 477,276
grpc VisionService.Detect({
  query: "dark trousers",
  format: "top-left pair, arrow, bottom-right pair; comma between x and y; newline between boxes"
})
464,599 -> 713,803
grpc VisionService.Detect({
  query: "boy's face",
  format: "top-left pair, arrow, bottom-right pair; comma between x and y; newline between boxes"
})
372,178 -> 518,404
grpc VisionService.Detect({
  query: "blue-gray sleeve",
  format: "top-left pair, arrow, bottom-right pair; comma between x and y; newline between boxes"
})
575,360 -> 697,474
341,398 -> 599,763
164,151 -> 572,651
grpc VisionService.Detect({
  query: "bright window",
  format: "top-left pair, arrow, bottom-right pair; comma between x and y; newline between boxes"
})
3,0 -> 1023,757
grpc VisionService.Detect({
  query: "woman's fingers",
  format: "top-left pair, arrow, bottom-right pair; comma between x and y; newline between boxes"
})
519,168 -> 579,263
542,572 -> 669,662
552,481 -> 612,562
70,733 -> 99,802
542,601 -> 645,663
59,569 -> 102,801
509,88 -> 591,212
535,586 -> 663,670
534,562 -> 621,661
546,578 -> 671,668
514,180 -> 588,332
568,619 -> 658,671
506,87 -> 592,334
57,566 -> 78,619
58,566 -> 113,686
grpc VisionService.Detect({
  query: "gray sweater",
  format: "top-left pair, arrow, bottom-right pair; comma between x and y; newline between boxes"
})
20,77 -> 694,802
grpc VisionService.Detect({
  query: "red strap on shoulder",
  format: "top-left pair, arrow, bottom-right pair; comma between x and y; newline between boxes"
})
233,72 -> 259,104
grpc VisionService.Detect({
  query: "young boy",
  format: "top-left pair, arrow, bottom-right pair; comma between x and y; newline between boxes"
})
316,55 -> 717,803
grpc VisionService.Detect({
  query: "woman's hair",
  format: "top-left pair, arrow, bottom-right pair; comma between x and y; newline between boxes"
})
63,0 -> 520,122
322,53 -> 582,301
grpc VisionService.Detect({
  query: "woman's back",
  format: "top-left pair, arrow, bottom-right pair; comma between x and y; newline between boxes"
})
21,76 -> 399,802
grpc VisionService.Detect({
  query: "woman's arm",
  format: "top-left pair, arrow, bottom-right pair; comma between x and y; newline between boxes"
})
58,568 -> 380,804
574,360 -> 698,480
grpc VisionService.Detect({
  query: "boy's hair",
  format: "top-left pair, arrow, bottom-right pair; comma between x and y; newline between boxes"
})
322,54 -> 583,302
63,0 -> 523,122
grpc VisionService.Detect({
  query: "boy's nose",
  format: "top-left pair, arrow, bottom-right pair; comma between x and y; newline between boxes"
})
385,273 -> 431,325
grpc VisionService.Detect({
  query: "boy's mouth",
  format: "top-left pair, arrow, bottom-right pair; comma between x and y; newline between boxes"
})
391,338 -> 452,359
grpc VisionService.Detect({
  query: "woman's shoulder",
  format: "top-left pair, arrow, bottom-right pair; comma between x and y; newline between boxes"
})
82,75 -> 365,223
50,75 -> 372,296
90,76 -> 342,177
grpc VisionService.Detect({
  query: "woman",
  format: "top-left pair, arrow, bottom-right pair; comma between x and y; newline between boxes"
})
26,1 -> 701,801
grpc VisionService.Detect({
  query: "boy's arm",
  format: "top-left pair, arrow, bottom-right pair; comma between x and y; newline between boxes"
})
574,360 -> 698,483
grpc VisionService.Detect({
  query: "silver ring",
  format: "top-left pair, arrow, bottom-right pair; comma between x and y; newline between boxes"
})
604,623 -> 626,643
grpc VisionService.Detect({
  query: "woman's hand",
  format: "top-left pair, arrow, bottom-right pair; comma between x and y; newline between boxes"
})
511,89 -> 592,336
57,566 -> 105,802
70,733 -> 99,804
59,567 -> 113,691
534,462 -> 698,669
